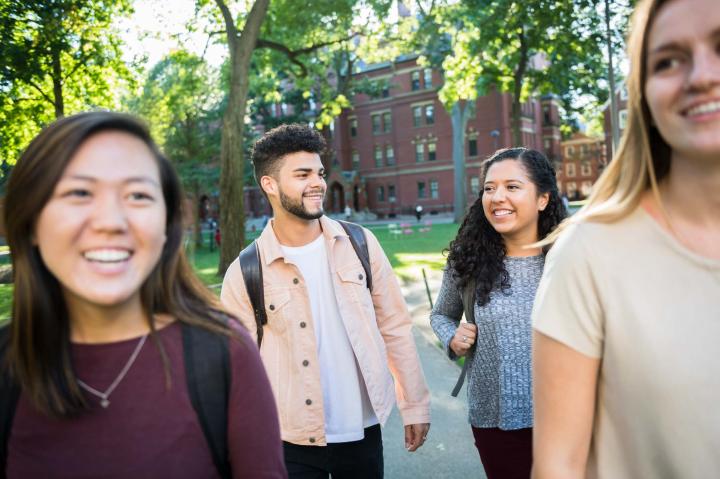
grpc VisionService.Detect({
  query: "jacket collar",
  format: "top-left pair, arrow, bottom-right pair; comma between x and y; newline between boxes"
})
258,215 -> 348,266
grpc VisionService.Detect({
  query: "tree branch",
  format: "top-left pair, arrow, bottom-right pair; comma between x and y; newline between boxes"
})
255,32 -> 359,78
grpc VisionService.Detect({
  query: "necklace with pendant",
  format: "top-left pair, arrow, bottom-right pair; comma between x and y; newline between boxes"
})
77,334 -> 148,408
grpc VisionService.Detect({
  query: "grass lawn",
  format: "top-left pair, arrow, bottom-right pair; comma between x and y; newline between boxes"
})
0,221 -> 458,325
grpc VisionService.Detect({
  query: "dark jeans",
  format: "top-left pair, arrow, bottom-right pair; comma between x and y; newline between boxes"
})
472,426 -> 533,479
283,424 -> 384,479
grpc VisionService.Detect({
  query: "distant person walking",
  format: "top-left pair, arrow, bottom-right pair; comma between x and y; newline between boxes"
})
430,148 -> 566,479
415,205 -> 423,222
532,0 -> 720,477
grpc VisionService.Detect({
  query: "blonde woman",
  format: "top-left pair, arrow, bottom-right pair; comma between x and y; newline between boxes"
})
531,0 -> 720,478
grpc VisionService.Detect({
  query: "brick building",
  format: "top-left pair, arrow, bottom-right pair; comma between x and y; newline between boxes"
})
326,56 -> 563,217
603,82 -> 629,160
557,132 -> 607,200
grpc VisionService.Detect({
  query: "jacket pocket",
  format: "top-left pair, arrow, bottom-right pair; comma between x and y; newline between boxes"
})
264,288 -> 291,334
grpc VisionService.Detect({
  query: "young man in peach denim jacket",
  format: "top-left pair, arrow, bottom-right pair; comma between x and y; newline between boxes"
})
221,124 -> 430,478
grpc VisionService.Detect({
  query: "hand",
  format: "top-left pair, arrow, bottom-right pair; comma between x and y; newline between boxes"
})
449,323 -> 477,357
404,423 -> 430,452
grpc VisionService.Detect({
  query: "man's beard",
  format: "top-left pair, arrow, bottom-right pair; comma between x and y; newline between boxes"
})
279,188 -> 325,220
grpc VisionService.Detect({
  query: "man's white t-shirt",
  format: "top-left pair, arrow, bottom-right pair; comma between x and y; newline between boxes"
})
280,234 -> 378,443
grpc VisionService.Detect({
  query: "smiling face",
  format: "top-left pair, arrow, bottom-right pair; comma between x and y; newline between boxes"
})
33,131 -> 167,317
264,151 -> 327,221
644,0 -> 720,161
482,158 -> 549,246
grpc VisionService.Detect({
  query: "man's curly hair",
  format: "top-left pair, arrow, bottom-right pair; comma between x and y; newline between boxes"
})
446,148 -> 567,306
251,123 -> 327,186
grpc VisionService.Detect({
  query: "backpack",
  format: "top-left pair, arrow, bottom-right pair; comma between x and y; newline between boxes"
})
239,220 -> 372,348
450,280 -> 477,397
0,323 -> 231,479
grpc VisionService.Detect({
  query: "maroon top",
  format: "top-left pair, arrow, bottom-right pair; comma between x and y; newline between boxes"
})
6,322 -> 287,478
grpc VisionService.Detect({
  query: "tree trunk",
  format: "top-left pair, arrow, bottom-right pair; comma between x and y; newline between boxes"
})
511,27 -> 528,145
51,48 -> 64,118
451,100 -> 472,224
215,0 -> 270,276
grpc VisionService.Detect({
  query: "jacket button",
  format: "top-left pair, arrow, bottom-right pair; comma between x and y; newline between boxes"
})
302,360 -> 309,367
309,437 -> 316,443
268,304 -> 275,311
305,399 -> 312,405
293,278 -> 299,284
358,274 -> 364,280
300,322 -> 307,328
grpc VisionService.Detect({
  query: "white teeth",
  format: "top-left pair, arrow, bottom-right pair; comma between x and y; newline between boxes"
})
83,249 -> 130,263
687,101 -> 720,116
494,210 -> 513,216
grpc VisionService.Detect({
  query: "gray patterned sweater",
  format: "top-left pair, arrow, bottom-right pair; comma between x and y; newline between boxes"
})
430,255 -> 544,430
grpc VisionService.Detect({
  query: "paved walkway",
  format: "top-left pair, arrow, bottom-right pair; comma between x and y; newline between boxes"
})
380,270 -> 488,479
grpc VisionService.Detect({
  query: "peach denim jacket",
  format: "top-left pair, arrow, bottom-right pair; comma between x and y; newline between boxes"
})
221,216 -> 430,446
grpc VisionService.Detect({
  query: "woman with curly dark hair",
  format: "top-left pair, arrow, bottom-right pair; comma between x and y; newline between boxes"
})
430,147 -> 565,479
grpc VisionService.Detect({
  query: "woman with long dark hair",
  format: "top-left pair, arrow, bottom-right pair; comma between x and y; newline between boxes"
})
0,111 -> 286,478
430,148 -> 565,479
532,0 -> 720,476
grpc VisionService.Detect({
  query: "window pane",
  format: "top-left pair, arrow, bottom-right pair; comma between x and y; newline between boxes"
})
388,185 -> 396,202
374,146 -> 383,167
425,105 -> 435,125
377,186 -> 385,202
413,106 -> 422,127
350,119 -> 357,137
415,143 -> 424,163
411,71 -> 420,90
383,112 -> 391,133
430,180 -> 439,199
428,142 -> 436,161
468,138 -> 478,157
372,115 -> 381,134
470,176 -> 480,196
352,150 -> 360,169
424,68 -> 432,88
417,181 -> 426,199
386,146 -> 395,166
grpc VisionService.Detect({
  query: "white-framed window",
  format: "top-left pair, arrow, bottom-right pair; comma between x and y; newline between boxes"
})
619,109 -> 628,130
385,145 -> 395,166
566,181 -> 578,199
413,106 -> 423,127
374,146 -> 383,167
425,104 -> 435,125
581,181 -> 593,197
411,71 -> 421,90
468,138 -> 478,157
372,114 -> 381,134
383,111 -> 392,133
349,118 -> 358,137
351,150 -> 360,170
428,142 -> 437,161
470,176 -> 480,196
430,179 -> 439,199
423,68 -> 432,88
620,86 -> 629,101
417,181 -> 426,198
566,146 -> 575,156
566,163 -> 576,177
377,185 -> 385,202
580,162 -> 592,176
415,143 -> 424,163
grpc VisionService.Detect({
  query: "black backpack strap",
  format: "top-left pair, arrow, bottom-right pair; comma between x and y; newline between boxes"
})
338,220 -> 372,291
0,324 -> 20,479
182,323 -> 231,479
238,241 -> 266,348
451,281 -> 477,397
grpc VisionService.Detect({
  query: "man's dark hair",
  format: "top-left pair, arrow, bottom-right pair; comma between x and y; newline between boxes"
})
251,123 -> 327,186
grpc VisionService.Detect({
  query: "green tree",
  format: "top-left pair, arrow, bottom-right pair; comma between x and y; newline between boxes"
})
408,0 -> 610,221
128,50 -> 223,258
0,0 -> 133,179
